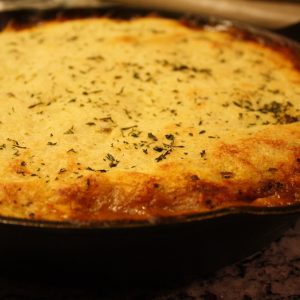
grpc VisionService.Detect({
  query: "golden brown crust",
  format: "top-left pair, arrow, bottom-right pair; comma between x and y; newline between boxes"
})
0,14 -> 299,221
46,124 -> 300,221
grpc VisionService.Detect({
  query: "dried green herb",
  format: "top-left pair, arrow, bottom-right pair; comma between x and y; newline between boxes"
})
106,153 -> 119,168
64,126 -> 75,135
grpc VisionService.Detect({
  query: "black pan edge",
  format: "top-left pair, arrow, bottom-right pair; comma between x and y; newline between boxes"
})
0,6 -> 299,230
0,204 -> 299,230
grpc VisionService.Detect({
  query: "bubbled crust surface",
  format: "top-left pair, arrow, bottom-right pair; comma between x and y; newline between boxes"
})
0,16 -> 299,221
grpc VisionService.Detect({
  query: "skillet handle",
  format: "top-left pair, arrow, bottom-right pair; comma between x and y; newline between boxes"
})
274,22 -> 300,42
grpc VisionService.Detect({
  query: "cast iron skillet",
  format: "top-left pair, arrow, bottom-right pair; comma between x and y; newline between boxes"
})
0,6 -> 300,285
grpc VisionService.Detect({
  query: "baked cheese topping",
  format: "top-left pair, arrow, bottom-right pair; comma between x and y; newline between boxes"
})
0,17 -> 299,221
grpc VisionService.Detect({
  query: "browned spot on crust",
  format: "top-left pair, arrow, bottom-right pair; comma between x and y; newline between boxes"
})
9,159 -> 31,176
217,142 -> 262,176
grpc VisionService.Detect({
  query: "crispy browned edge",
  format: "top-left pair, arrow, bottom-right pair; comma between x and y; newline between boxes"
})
0,6 -> 300,224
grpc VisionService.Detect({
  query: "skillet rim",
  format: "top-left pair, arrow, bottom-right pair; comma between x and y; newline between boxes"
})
0,5 -> 300,230
0,204 -> 299,229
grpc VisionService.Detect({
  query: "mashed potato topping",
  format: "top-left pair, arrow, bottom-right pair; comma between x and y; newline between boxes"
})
0,17 -> 299,221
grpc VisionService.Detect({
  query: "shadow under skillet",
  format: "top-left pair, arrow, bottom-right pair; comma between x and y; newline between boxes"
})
0,212 -> 297,295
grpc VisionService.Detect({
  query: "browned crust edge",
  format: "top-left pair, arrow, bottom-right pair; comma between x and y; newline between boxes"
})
1,7 -> 299,71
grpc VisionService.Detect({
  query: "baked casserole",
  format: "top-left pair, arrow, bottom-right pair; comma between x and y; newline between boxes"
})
0,14 -> 299,221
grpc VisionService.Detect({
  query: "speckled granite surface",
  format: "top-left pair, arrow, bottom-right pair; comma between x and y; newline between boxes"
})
0,219 -> 299,300
154,219 -> 300,300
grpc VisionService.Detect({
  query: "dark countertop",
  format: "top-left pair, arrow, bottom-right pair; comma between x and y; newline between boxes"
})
0,219 -> 299,300
156,219 -> 300,300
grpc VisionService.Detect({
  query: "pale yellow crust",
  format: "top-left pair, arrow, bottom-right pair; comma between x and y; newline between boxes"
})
0,16 -> 299,221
